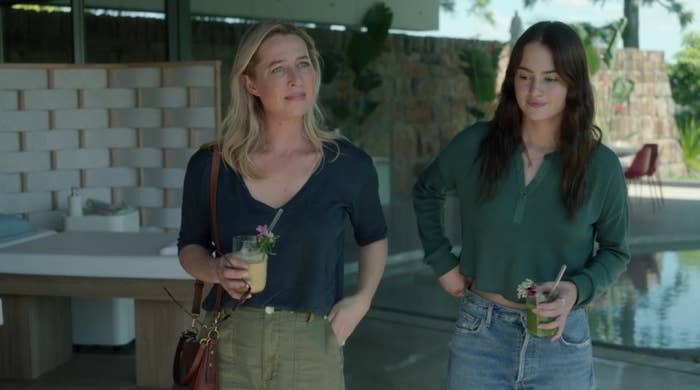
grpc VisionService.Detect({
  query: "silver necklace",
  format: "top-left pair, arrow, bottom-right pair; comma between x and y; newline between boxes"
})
523,145 -> 534,167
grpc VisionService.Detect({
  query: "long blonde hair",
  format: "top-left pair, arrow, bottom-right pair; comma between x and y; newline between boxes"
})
216,21 -> 339,179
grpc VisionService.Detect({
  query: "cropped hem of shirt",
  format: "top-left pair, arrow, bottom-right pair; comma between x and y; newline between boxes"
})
178,139 -> 387,315
413,121 -> 630,307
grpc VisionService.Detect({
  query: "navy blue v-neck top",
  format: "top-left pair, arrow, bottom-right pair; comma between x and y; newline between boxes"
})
177,139 -> 387,315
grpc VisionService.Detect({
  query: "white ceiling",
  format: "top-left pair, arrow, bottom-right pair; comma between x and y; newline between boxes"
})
76,0 -> 439,30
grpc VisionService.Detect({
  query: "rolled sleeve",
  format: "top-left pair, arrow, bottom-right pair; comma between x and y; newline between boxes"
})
177,149 -> 214,252
413,150 -> 459,277
565,162 -> 630,306
349,160 -> 387,246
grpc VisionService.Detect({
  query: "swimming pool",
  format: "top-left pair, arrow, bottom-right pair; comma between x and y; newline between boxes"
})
588,249 -> 700,349
358,247 -> 700,351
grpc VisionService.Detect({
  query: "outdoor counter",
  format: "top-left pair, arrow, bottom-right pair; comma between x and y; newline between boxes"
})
0,231 -> 202,388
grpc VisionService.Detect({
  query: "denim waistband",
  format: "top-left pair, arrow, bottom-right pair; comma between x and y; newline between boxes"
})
463,289 -> 525,322
463,289 -> 584,324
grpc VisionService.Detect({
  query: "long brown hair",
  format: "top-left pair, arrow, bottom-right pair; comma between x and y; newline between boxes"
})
478,21 -> 601,217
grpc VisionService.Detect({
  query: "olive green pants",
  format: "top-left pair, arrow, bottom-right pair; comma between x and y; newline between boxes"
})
203,306 -> 345,390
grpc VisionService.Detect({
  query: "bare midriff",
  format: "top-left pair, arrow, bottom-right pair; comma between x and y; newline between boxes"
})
471,288 -> 527,311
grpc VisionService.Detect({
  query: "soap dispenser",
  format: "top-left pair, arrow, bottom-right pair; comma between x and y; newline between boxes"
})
68,187 -> 83,217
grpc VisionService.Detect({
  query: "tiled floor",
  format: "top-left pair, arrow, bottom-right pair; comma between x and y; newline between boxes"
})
3,252 -> 699,390
2,310 -> 698,390
346,309 -> 700,390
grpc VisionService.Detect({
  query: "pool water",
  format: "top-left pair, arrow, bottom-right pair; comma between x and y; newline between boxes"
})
362,249 -> 700,351
588,250 -> 700,349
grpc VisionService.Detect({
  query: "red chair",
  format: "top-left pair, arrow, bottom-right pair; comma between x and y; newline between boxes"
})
624,145 -> 651,180
624,145 -> 652,205
642,143 -> 664,208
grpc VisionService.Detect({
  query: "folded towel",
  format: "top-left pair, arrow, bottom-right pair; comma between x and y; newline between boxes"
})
160,241 -> 178,256
0,214 -> 33,239
83,198 -> 132,216
0,229 -> 56,249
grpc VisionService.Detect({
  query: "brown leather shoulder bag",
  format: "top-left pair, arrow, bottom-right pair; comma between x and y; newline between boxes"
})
170,147 -> 249,390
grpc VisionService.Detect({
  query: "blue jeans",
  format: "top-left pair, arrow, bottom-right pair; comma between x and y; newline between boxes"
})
447,290 -> 594,390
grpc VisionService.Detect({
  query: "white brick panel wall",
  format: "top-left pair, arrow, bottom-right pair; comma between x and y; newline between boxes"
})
112,148 -> 163,168
192,128 -> 217,146
24,130 -> 80,151
0,191 -> 52,214
165,188 -> 183,208
56,187 -> 111,209
0,173 -> 21,193
26,170 -> 80,192
111,108 -> 162,128
24,89 -> 78,110
164,66 -> 215,87
140,87 -> 187,108
142,207 -> 181,229
83,167 -> 139,187
142,168 -> 185,188
190,87 -> 215,107
0,133 -> 19,151
0,69 -> 47,89
83,88 -> 136,109
54,109 -> 109,129
2,62 -> 218,230
27,210 -> 66,231
114,187 -> 164,208
141,127 -> 188,148
0,111 -> 49,132
0,152 -> 51,173
165,107 -> 215,128
111,68 -> 160,88
55,149 -> 110,169
164,148 -> 197,169
53,69 -> 107,89
82,128 -> 137,148
0,90 -> 18,110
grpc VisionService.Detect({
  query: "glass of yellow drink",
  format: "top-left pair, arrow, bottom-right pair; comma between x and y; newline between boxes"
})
232,235 -> 268,293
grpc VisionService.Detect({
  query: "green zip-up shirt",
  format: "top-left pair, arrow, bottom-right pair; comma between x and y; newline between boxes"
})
413,122 -> 630,306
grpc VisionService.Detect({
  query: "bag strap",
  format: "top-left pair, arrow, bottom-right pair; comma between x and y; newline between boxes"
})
209,148 -> 224,312
190,147 -> 224,317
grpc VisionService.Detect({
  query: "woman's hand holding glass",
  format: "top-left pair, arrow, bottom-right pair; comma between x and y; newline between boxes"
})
214,254 -> 252,300
531,280 -> 578,341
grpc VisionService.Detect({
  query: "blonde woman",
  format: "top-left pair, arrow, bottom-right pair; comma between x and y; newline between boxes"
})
178,21 -> 388,389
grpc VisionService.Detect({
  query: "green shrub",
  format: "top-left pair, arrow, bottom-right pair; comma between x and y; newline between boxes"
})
678,117 -> 700,173
669,33 -> 700,123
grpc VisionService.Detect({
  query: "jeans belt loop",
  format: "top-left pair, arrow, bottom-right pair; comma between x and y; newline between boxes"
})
485,304 -> 493,328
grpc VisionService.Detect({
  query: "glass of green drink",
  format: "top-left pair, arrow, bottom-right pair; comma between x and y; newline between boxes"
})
526,292 -> 558,337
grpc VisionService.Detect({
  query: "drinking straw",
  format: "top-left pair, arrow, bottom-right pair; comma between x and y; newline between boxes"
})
268,208 -> 284,233
549,265 -> 567,298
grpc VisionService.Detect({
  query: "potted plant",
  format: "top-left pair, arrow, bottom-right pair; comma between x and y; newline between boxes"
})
321,2 -> 393,206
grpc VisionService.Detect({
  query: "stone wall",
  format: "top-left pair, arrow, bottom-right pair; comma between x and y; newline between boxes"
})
594,49 -> 685,177
353,36 -> 503,252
